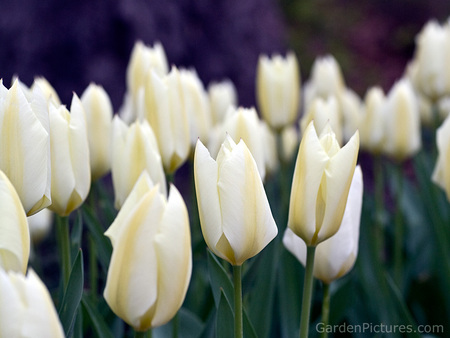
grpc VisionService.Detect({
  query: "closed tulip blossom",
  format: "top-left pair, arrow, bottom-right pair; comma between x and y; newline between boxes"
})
288,121 -> 359,247
194,135 -> 278,266
0,170 -> 30,274
0,269 -> 64,337
111,115 -> 166,209
283,166 -> 363,284
80,83 -> 113,181
104,172 -> 192,332
141,66 -> 190,173
48,94 -> 91,216
432,113 -> 450,201
382,79 -> 421,161
256,52 -> 300,131
208,80 -> 238,126
0,79 -> 52,216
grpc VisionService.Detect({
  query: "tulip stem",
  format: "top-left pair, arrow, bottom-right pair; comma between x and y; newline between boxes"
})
393,163 -> 404,288
233,264 -> 243,338
56,215 -> 71,288
299,245 -> 316,338
320,283 -> 331,338
134,329 -> 152,338
374,155 -> 385,262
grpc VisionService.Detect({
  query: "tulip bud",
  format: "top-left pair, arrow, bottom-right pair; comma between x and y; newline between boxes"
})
341,88 -> 362,143
382,79 -> 421,161
127,41 -> 169,102
413,19 -> 450,99
283,166 -> 363,284
359,86 -> 387,153
111,115 -> 166,209
0,170 -> 30,274
80,83 -> 113,181
301,96 -> 343,145
281,125 -> 299,163
141,67 -> 191,173
104,172 -> 192,331
260,121 -> 279,175
208,107 -> 266,180
0,269 -> 64,337
303,55 -> 345,108
288,122 -> 359,246
256,52 -> 300,131
432,113 -> 450,201
194,136 -> 278,266
48,95 -> 91,216
0,79 -> 52,215
208,80 -> 238,125
179,69 -> 212,146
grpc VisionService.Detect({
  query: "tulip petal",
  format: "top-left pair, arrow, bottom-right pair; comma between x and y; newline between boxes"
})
0,171 -> 30,274
151,185 -> 192,327
288,122 -> 328,245
316,131 -> 359,243
193,140 -> 224,260
103,186 -> 164,330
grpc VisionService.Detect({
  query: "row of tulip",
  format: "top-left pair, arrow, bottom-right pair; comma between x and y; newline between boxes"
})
0,16 -> 449,338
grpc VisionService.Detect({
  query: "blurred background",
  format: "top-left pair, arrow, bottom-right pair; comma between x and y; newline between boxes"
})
1,0 -> 449,111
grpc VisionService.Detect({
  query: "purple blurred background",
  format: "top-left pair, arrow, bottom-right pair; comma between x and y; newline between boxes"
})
1,0 -> 449,110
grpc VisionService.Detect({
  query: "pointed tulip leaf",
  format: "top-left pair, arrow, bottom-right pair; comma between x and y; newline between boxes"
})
207,250 -> 234,309
81,295 -> 115,338
58,249 -> 84,338
216,289 -> 234,338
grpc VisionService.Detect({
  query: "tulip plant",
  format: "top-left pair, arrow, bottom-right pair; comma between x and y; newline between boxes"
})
1,17 -> 450,338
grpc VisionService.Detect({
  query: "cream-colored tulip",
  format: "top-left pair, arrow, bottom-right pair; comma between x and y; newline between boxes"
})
382,79 -> 421,161
111,115 -> 166,209
80,83 -> 113,180
104,172 -> 192,331
141,67 -> 190,173
208,107 -> 266,180
0,269 -> 64,337
48,95 -> 91,216
28,208 -> 53,245
208,80 -> 238,125
303,55 -> 345,108
341,88 -> 362,143
194,136 -> 278,266
284,166 -> 363,284
260,121 -> 279,175
301,96 -> 343,145
288,122 -> 359,246
256,52 -> 300,130
179,69 -> 212,146
432,113 -> 450,201
32,77 -> 61,106
359,86 -> 387,153
412,19 -> 450,99
127,41 -> 169,101
0,79 -> 52,216
281,125 -> 299,163
0,170 -> 30,274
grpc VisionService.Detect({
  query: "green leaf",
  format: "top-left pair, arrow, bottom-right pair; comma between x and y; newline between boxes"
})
70,210 -> 83,258
206,250 -> 234,309
216,289 -> 234,338
82,205 -> 112,273
277,249 -> 303,338
81,295 -> 115,338
245,239 -> 279,338
58,249 -> 84,338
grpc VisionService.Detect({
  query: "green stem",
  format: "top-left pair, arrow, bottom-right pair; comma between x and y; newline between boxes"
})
393,163 -> 404,288
56,215 -> 71,288
134,329 -> 152,338
320,283 -> 331,338
374,155 -> 385,263
172,312 -> 179,338
233,264 -> 243,338
299,246 -> 316,338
